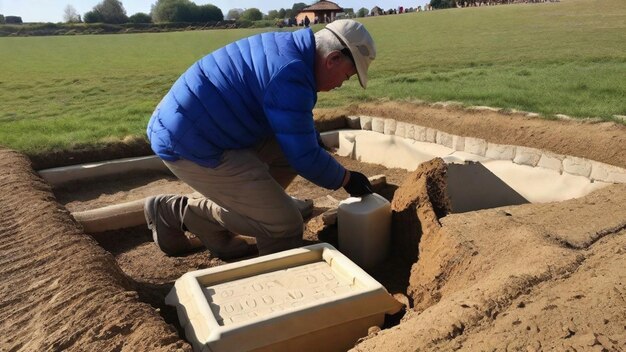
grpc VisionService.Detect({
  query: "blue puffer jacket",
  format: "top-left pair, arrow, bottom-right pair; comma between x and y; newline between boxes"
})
147,28 -> 345,190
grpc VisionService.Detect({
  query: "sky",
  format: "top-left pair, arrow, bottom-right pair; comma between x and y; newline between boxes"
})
0,0 -> 429,23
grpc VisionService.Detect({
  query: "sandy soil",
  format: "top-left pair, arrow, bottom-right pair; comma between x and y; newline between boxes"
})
1,102 -> 625,351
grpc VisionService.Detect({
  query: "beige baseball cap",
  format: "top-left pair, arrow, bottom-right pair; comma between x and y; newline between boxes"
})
325,19 -> 376,89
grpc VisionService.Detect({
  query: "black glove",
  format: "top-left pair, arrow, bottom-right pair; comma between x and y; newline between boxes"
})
343,171 -> 374,197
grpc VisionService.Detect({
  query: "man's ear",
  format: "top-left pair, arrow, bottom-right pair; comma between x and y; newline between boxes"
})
325,50 -> 343,68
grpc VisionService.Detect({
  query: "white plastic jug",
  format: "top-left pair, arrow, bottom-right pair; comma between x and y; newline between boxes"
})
338,193 -> 391,269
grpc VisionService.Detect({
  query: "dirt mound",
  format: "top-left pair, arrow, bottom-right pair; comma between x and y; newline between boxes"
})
0,149 -> 190,351
390,157 -> 450,264
354,183 -> 626,351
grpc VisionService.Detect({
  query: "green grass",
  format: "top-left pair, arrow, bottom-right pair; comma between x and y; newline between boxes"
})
329,0 -> 626,115
0,28 -> 272,154
1,0 -> 625,155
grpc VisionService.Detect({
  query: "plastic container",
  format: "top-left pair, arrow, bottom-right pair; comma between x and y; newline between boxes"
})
338,193 -> 391,269
165,243 -> 401,352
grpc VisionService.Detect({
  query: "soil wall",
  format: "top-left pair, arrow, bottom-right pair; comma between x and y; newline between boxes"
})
0,148 -> 190,351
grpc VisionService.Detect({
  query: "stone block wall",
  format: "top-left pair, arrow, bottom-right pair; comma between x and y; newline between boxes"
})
350,115 -> 626,184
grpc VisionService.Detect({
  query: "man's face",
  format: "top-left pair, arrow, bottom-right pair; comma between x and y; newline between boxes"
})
315,50 -> 357,92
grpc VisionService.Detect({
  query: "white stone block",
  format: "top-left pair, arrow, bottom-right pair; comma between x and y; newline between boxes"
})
405,124 -> 416,141
513,146 -> 542,167
607,168 -> 626,183
590,162 -> 626,183
433,101 -> 462,108
336,132 -> 356,158
346,115 -> 361,129
465,137 -> 488,156
319,131 -> 339,149
589,162 -> 610,182
39,155 -> 168,186
394,122 -> 408,138
425,128 -> 437,143
563,156 -> 592,178
383,119 -> 397,135
413,125 -> 427,142
452,136 -> 465,151
165,244 -> 401,352
469,106 -> 501,112
436,131 -> 453,149
371,117 -> 385,133
537,152 -> 563,173
360,116 -> 373,130
485,143 -> 515,160
555,114 -> 573,121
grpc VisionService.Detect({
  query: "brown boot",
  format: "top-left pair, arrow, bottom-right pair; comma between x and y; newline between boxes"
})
144,195 -> 202,255
193,231 -> 258,260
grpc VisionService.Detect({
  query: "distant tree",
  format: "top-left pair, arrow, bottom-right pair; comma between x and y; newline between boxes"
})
153,0 -> 187,22
63,5 -> 81,23
151,0 -> 187,22
128,12 -> 152,23
226,8 -> 243,20
151,0 -> 222,22
194,4 -> 223,22
150,0 -> 182,22
285,9 -> 293,18
292,2 -> 308,12
240,8 -> 262,22
277,8 -> 286,18
5,16 -> 23,24
370,6 -> 384,15
87,0 -> 128,24
0,15 -> 5,24
266,10 -> 278,20
430,0 -> 455,8
83,10 -> 103,23
343,8 -> 355,17
356,7 -> 368,17
100,0 -> 128,23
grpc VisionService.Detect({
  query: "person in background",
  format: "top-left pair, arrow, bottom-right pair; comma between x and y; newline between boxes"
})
145,20 -> 376,259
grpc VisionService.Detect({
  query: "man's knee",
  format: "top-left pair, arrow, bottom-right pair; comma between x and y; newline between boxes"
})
265,210 -> 303,239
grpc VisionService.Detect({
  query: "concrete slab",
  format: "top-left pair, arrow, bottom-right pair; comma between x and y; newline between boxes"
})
165,243 -> 401,352
39,156 -> 168,186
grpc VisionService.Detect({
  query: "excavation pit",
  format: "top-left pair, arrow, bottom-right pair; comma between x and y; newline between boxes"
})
7,106 -> 624,351
39,117 -> 626,351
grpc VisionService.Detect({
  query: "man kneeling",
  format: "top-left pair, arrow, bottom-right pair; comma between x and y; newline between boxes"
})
145,20 -> 376,259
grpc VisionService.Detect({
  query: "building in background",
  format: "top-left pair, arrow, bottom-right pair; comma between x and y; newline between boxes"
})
295,0 -> 344,25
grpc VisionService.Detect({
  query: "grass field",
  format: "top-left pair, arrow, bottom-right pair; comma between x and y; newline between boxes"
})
0,0 -> 624,155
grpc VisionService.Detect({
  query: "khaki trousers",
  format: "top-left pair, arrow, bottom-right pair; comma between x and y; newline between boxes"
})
163,139 -> 303,255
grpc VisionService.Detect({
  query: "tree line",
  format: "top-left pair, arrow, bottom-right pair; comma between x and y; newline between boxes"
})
0,0 -> 407,27
41,0 -> 354,25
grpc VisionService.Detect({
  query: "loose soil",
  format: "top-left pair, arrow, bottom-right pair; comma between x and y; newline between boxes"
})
1,102 -> 625,351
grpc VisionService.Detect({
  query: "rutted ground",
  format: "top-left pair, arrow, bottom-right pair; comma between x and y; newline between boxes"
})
1,102 -> 625,351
